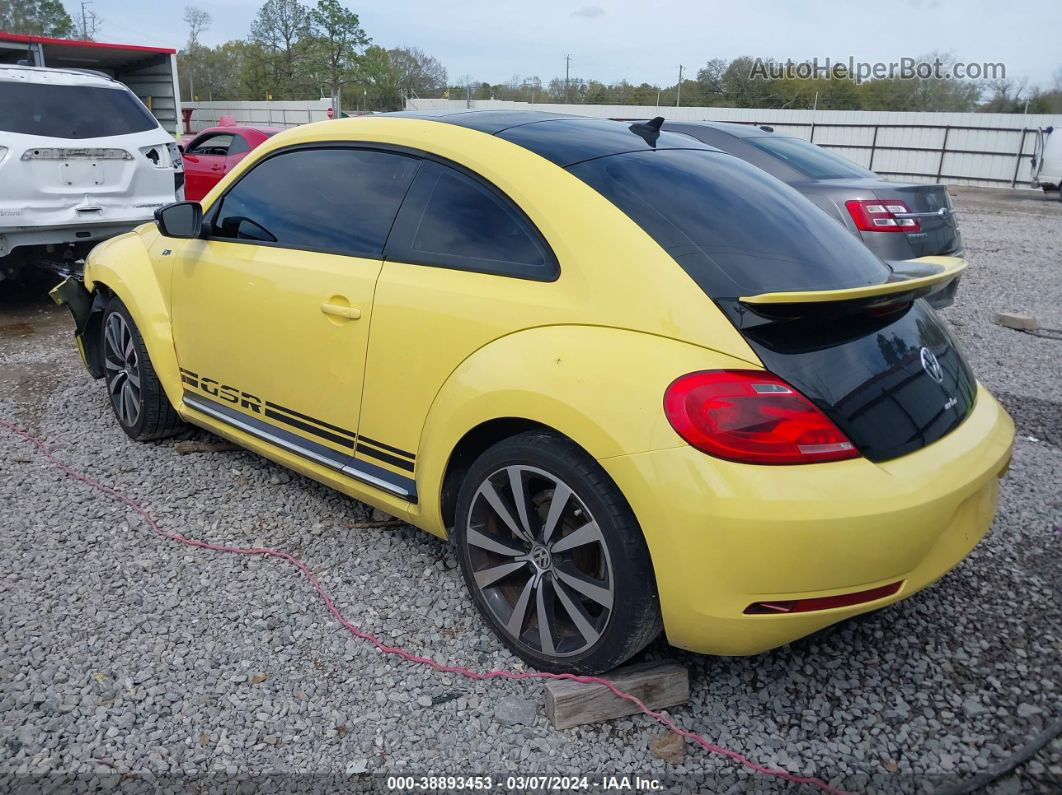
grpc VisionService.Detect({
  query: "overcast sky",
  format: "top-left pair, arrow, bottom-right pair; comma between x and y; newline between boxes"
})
83,0 -> 1061,89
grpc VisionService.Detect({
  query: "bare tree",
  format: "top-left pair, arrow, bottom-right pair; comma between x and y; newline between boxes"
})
184,6 -> 211,47
387,46 -> 446,102
182,6 -> 212,100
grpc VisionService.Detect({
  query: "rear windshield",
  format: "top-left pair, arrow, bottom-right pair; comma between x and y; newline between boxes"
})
568,149 -> 891,297
748,136 -> 876,180
0,81 -> 159,139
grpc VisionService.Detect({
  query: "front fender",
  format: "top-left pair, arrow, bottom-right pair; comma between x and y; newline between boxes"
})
82,227 -> 182,409
413,325 -> 761,535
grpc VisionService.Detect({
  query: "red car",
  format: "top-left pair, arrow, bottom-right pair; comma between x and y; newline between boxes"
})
178,125 -> 284,200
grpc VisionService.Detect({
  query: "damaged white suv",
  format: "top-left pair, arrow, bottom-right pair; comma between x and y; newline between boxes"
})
0,64 -> 181,276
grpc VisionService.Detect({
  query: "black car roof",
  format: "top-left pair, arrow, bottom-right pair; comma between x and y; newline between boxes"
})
663,120 -> 776,139
387,110 -> 718,167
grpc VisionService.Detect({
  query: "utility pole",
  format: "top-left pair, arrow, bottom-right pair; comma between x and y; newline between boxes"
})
79,1 -> 92,40
676,64 -> 683,107
565,54 -> 571,104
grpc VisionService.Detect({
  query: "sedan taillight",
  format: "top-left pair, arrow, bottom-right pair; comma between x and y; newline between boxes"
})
663,370 -> 859,465
845,199 -> 921,232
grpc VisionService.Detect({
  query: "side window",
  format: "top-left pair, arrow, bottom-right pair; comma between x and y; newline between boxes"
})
386,160 -> 556,280
189,134 -> 234,156
228,135 -> 250,155
209,148 -> 420,259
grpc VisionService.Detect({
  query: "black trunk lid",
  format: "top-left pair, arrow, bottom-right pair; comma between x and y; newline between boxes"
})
723,299 -> 977,462
873,183 -> 962,257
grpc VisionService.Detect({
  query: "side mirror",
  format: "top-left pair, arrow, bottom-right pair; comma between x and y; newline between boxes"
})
154,201 -> 202,239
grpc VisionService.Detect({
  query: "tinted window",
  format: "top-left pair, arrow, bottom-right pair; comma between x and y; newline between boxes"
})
667,126 -> 802,181
228,135 -> 250,155
569,149 -> 891,297
387,160 -> 555,279
0,81 -> 159,138
211,148 -> 419,258
748,137 -> 876,180
189,134 -> 233,156
497,117 -> 713,167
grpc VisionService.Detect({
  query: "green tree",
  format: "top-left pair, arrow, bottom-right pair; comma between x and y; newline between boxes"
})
353,45 -> 401,110
250,0 -> 311,99
0,0 -> 74,37
307,0 -> 370,111
352,45 -> 447,111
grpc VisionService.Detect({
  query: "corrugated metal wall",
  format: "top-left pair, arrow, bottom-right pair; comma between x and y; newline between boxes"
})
118,56 -> 179,135
406,98 -> 1062,189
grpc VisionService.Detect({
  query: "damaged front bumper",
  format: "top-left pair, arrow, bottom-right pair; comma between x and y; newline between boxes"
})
49,277 -> 105,379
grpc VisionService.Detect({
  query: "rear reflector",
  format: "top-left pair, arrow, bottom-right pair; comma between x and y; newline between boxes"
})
744,581 -> 903,615
663,370 -> 859,464
845,199 -> 920,232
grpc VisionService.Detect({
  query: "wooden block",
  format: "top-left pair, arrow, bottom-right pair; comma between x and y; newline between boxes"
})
995,312 -> 1040,331
544,661 -> 689,730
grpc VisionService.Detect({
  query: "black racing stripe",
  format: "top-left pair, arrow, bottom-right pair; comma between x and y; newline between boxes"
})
184,391 -> 417,501
264,401 -> 356,440
356,443 -> 415,472
179,367 -> 198,376
265,409 -> 355,448
181,375 -> 198,386
357,435 -> 415,460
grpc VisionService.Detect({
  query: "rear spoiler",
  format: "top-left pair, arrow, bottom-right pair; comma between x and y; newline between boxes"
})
738,257 -> 966,318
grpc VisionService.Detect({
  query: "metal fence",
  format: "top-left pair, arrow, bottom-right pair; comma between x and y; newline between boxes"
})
184,100 -> 333,131
406,98 -> 1062,189
724,120 -> 1040,188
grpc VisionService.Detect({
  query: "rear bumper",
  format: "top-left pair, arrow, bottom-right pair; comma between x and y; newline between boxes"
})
600,384 -> 1014,655
0,220 -> 147,257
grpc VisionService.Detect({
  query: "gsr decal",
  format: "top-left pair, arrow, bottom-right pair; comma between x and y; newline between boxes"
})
180,368 -> 262,413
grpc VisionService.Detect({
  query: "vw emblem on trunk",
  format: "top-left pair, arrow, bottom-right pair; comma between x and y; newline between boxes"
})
920,346 -> 944,383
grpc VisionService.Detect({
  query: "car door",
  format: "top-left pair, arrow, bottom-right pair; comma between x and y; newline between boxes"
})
170,146 -> 421,485
182,132 -> 235,199
356,159 -> 561,481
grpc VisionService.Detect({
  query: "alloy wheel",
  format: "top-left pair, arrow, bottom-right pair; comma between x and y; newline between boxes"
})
104,312 -> 142,428
464,465 -> 614,658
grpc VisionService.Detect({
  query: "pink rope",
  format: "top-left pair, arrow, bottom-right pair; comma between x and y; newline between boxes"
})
0,417 -> 849,794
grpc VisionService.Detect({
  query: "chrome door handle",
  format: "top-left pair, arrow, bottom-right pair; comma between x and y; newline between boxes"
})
320,303 -> 362,320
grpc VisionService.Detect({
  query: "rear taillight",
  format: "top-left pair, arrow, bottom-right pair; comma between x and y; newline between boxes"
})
845,199 -> 921,233
663,370 -> 859,465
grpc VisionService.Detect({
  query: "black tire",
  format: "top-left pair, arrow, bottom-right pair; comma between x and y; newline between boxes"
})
101,297 -> 185,441
452,430 -> 662,674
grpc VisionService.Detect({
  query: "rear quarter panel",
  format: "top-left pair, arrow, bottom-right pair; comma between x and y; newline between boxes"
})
411,326 -> 756,537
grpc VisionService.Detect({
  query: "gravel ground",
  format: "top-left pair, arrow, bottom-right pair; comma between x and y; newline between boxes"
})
1,187 -> 1060,794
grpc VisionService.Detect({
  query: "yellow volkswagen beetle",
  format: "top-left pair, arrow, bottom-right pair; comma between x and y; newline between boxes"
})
54,111 -> 1014,674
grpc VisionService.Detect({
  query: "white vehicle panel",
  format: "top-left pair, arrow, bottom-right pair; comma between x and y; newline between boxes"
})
0,65 -> 178,258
